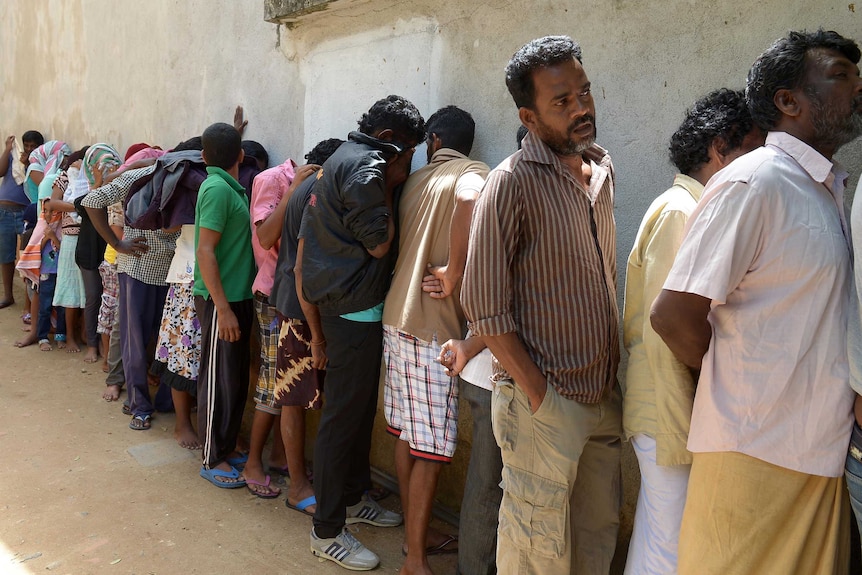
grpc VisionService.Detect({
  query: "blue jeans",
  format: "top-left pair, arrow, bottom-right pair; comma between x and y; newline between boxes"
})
0,204 -> 25,264
458,381 -> 503,575
36,273 -> 66,342
846,423 -> 862,551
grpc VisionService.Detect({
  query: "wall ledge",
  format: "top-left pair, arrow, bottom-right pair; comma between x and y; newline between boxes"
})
264,0 -> 347,24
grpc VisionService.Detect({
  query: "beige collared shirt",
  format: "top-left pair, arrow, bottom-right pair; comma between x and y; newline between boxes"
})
664,131 -> 854,477
623,174 -> 702,466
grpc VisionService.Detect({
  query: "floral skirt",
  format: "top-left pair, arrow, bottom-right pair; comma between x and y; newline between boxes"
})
155,281 -> 200,382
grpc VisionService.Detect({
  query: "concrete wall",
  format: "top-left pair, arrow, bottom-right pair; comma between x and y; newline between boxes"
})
2,0 -> 860,569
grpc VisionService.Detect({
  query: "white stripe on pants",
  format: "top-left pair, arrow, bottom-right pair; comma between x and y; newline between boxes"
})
624,433 -> 690,575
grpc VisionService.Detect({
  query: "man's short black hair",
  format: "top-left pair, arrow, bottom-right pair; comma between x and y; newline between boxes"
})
426,106 -> 476,157
358,95 -> 426,147
22,130 -> 44,146
173,136 -> 203,152
305,138 -> 344,165
669,89 -> 756,176
201,123 -> 242,170
506,36 -> 583,110
241,140 -> 269,169
746,29 -> 861,130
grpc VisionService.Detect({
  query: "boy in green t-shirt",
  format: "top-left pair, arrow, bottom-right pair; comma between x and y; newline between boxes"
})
194,122 -> 256,489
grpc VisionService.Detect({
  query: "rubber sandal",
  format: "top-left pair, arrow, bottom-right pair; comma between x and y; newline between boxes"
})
227,452 -> 249,469
402,535 -> 459,557
129,414 -> 152,430
199,465 -> 246,489
285,494 -> 316,516
245,475 -> 280,499
121,402 -> 132,416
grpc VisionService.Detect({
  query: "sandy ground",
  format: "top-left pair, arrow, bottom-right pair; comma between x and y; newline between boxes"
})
0,284 -> 457,575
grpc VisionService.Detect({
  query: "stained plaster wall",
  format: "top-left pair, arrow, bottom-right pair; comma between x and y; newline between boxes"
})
1,0 -> 860,567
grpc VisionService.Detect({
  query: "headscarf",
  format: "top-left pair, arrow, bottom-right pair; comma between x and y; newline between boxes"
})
83,143 -> 121,186
26,140 -> 71,180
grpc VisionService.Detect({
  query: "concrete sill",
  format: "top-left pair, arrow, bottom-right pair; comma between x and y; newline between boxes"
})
264,0 -> 349,24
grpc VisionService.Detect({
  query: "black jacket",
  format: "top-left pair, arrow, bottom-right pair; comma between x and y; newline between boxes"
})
300,132 -> 400,316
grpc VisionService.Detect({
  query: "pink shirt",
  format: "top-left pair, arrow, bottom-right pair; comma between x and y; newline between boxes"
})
664,132 -> 854,477
250,159 -> 296,296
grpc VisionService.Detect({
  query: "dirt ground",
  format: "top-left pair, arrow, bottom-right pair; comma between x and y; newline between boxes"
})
0,283 -> 457,575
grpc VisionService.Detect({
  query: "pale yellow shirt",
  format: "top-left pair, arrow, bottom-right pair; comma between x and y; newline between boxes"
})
664,132 -> 854,477
623,174 -> 702,466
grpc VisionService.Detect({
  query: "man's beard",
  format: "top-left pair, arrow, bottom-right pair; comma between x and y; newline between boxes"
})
536,115 -> 597,156
809,92 -> 862,152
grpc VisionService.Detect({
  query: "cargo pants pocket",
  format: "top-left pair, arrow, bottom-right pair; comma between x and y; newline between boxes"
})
498,465 -> 568,559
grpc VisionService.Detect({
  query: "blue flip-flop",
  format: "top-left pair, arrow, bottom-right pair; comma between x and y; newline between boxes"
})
200,465 -> 246,489
226,452 -> 249,470
285,495 -> 316,516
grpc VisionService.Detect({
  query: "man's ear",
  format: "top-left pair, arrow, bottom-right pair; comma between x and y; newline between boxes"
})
237,148 -> 245,165
708,137 -> 729,167
518,107 -> 537,131
201,148 -> 209,165
374,128 -> 395,142
774,88 -> 802,119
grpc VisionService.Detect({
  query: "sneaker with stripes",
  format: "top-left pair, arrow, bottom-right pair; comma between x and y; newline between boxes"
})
345,495 -> 403,527
310,527 -> 379,571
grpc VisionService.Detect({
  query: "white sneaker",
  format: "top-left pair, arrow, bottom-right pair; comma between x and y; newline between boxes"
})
310,527 -> 380,571
346,496 -> 403,527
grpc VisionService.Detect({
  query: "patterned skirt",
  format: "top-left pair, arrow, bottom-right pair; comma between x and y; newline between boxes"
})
155,281 -> 201,383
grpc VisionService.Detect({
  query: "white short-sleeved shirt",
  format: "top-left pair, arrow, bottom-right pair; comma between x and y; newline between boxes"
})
664,131 -> 854,477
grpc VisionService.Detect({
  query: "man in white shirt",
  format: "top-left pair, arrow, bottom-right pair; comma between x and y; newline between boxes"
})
651,29 -> 862,575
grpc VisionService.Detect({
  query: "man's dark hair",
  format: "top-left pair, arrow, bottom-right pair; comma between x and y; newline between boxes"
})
746,29 -> 861,130
516,125 -> 529,149
173,136 -> 203,152
305,138 -> 344,165
669,89 -> 756,175
241,140 -> 269,169
506,36 -> 583,110
201,123 -> 241,169
425,106 -> 476,156
22,130 -> 44,146
358,95 -> 426,147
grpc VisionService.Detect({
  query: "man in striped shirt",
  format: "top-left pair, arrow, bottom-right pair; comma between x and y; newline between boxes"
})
461,35 -> 621,575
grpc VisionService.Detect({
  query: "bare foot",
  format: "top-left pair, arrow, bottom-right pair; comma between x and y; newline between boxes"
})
39,340 -> 52,351
175,426 -> 202,450
244,463 -> 281,498
101,361 -> 109,373
65,342 -> 81,353
102,384 -> 121,402
15,334 -> 37,348
83,347 -> 99,363
287,485 -> 316,513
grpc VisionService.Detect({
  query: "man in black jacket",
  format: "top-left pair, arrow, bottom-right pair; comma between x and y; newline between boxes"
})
299,95 -> 425,571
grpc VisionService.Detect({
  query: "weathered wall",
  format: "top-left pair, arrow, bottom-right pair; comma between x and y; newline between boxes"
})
2,0 -> 860,569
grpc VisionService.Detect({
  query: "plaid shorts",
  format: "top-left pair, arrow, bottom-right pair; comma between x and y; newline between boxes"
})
253,294 -> 281,414
274,316 -> 324,409
383,325 -> 458,461
97,261 -> 119,335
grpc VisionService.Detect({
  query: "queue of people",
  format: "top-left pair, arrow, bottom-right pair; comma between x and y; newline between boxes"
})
1,27 -> 861,575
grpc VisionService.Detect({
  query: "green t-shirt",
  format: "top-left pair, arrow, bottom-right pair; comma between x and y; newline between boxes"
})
193,166 -> 255,302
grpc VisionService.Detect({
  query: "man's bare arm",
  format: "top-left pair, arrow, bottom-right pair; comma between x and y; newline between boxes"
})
295,238 -> 326,369
482,332 -> 546,414
257,164 -> 319,250
196,227 -> 240,342
650,289 -> 712,368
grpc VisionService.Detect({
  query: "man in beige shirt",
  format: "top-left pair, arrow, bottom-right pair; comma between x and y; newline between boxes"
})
382,105 -> 488,575
622,88 -> 763,575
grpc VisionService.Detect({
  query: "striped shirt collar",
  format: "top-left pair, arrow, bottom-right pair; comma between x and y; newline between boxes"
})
519,130 -> 612,203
